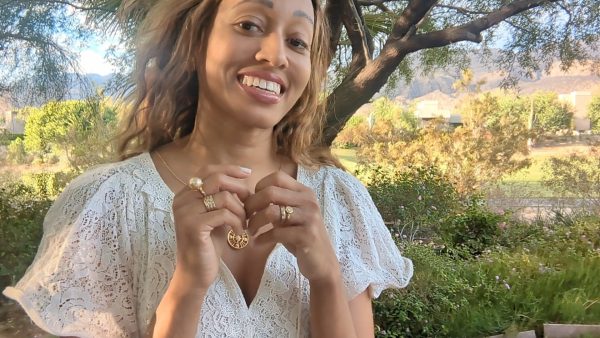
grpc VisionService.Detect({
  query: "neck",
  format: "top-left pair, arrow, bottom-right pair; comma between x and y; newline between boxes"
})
180,110 -> 281,174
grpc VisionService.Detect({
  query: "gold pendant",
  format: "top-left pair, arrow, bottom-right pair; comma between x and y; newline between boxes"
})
227,229 -> 249,249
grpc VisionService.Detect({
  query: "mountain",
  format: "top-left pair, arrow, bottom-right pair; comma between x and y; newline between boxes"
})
385,56 -> 600,100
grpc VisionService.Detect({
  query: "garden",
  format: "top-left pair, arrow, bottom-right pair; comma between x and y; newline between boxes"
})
1,91 -> 600,337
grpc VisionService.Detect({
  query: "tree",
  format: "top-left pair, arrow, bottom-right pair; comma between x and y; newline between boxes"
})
351,93 -> 533,193
0,1 -> 87,105
589,95 -> 600,132
19,95 -> 118,171
529,91 -> 573,134
3,1 -> 599,143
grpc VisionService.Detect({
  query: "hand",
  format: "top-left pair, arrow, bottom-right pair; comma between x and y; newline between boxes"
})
244,171 -> 340,283
171,165 -> 252,291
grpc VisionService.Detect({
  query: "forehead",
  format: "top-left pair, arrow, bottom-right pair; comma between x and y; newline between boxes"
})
220,0 -> 315,22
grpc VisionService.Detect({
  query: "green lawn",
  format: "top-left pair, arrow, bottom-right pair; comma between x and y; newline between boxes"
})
332,148 -> 358,172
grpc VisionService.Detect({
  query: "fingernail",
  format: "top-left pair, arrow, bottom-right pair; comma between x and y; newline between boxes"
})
240,166 -> 252,174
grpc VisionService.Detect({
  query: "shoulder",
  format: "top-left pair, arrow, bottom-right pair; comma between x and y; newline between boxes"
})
64,152 -> 154,195
301,164 -> 365,189
46,153 -> 158,227
301,165 -> 371,201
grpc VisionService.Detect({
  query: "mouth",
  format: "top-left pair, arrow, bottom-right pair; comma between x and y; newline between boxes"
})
237,74 -> 286,96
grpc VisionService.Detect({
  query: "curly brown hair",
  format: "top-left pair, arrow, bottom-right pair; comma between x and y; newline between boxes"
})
117,0 -> 341,169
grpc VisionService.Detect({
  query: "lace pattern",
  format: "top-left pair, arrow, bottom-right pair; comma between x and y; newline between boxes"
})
3,153 -> 413,337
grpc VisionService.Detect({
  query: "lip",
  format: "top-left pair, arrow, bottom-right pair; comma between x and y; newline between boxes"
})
237,70 -> 287,94
238,81 -> 282,105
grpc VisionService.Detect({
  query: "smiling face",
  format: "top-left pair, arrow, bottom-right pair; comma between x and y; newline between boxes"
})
198,0 -> 315,130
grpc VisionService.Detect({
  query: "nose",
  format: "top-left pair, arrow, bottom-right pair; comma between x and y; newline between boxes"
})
255,32 -> 289,69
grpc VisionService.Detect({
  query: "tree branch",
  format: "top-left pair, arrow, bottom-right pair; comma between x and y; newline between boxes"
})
323,0 -> 562,146
325,0 -> 344,64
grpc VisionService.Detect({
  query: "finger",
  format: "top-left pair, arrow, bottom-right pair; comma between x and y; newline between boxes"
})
255,171 -> 305,194
247,204 -> 279,235
247,204 -> 305,235
244,185 -> 299,216
255,226 -> 303,254
203,173 -> 253,201
201,209 -> 246,235
175,207 -> 244,238
208,191 -> 246,225
196,164 -> 252,180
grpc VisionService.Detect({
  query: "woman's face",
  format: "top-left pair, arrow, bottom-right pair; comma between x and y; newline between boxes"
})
198,0 -> 314,130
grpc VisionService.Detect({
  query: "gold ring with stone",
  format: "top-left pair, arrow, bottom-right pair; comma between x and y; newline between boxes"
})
188,177 -> 206,196
280,205 -> 287,222
284,205 -> 294,222
203,195 -> 217,212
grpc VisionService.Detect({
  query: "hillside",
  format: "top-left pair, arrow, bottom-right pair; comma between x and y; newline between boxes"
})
386,57 -> 600,100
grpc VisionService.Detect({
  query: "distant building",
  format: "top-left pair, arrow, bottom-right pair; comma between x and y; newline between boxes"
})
3,110 -> 25,134
558,91 -> 592,132
414,99 -> 462,127
0,97 -> 24,134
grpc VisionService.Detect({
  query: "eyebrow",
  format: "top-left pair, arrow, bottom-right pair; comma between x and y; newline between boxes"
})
294,10 -> 314,25
234,0 -> 273,9
234,0 -> 314,25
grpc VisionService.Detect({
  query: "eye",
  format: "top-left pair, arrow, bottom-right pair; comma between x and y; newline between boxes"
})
237,21 -> 262,33
289,38 -> 309,51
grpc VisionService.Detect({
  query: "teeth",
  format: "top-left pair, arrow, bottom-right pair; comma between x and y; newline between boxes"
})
241,75 -> 281,95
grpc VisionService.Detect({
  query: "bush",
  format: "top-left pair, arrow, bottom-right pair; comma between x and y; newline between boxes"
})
21,171 -> 75,199
374,214 -> 600,337
6,137 -> 30,164
541,149 -> 600,212
0,178 -> 52,290
358,165 -> 460,240
439,200 -> 506,256
374,243 -> 471,337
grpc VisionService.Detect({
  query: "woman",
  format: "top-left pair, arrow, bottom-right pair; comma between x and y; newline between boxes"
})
3,0 -> 413,337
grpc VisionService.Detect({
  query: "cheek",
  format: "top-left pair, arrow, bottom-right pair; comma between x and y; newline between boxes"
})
296,59 -> 312,92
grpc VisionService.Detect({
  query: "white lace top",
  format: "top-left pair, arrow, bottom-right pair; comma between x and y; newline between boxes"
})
3,152 -> 413,338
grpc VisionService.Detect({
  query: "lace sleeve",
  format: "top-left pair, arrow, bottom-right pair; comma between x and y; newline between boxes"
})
2,167 -> 139,338
322,168 -> 414,300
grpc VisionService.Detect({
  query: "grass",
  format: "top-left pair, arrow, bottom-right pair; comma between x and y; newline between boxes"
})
332,148 -> 358,172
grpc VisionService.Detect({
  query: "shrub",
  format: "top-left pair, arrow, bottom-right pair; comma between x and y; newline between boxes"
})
358,165 -> 460,240
374,214 -> 600,337
21,171 -> 75,199
541,148 -> 600,212
374,243 -> 471,337
6,137 -> 30,164
0,178 -> 52,290
439,200 -> 506,256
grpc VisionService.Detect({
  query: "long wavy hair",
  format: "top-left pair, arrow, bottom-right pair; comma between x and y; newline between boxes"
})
117,0 -> 341,168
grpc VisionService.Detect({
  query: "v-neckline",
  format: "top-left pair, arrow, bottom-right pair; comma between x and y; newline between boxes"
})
142,152 -> 307,310
219,243 -> 281,310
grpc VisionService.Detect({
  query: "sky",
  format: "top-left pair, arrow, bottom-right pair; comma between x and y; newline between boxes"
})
79,49 -> 115,76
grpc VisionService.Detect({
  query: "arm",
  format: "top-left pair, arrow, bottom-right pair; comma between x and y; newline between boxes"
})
308,271 -> 355,338
309,274 -> 375,338
146,269 -> 207,338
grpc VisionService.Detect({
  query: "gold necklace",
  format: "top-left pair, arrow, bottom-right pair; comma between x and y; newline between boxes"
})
155,150 -> 250,249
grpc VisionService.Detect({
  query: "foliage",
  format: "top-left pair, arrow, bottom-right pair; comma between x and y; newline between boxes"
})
0,177 -> 52,289
359,164 -> 460,240
589,95 -> 600,132
6,136 -> 30,165
4,1 -> 599,141
529,91 -> 574,134
541,148 -> 600,212
350,93 -> 532,194
333,97 -> 418,149
438,201 -> 506,257
20,96 -> 118,171
20,171 -> 77,199
374,214 -> 600,337
0,0 -> 91,105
